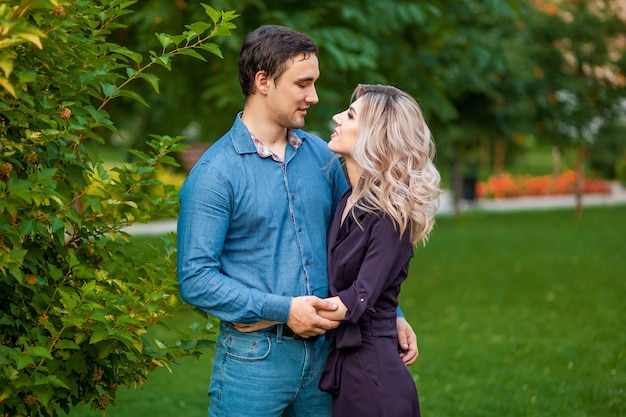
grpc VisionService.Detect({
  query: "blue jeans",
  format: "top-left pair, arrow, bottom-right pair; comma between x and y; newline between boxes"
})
208,323 -> 332,417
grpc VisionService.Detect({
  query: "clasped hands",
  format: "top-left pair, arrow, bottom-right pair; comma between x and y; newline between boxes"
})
233,295 -> 418,365
233,295 -> 343,337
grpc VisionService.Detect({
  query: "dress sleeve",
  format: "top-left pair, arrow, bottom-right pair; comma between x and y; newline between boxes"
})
336,215 -> 413,324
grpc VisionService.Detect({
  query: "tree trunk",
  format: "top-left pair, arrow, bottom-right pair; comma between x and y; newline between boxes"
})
452,147 -> 463,216
480,137 -> 490,174
493,136 -> 505,176
552,146 -> 562,177
574,141 -> 584,217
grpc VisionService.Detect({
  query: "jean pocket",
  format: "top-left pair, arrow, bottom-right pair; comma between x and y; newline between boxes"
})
224,333 -> 272,362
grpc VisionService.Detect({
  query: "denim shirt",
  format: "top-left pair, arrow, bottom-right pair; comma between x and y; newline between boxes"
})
177,114 -> 348,324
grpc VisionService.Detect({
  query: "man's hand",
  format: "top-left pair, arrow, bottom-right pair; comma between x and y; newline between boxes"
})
397,316 -> 418,365
287,296 -> 340,338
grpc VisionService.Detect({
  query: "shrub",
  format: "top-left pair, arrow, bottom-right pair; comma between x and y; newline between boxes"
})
0,2 -> 236,416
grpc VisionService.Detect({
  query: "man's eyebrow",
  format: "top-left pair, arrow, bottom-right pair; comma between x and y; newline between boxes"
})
295,76 -> 316,83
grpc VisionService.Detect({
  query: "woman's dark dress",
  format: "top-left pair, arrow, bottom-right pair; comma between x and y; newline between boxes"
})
319,191 -> 421,417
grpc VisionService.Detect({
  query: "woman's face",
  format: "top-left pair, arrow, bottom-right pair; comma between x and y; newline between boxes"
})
328,97 -> 363,157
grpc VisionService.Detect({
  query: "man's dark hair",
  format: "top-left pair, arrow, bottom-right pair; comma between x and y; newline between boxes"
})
238,25 -> 318,96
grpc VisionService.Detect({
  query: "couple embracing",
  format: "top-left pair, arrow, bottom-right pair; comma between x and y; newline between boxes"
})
177,25 -> 440,417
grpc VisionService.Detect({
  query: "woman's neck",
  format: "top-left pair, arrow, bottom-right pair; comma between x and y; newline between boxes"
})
344,156 -> 361,189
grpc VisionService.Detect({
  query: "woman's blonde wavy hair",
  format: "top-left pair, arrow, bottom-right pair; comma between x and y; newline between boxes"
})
349,84 -> 441,245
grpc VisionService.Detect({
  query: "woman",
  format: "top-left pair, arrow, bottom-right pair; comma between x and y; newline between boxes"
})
318,84 -> 441,417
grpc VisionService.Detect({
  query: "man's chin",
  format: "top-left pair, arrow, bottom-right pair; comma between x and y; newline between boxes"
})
290,119 -> 306,129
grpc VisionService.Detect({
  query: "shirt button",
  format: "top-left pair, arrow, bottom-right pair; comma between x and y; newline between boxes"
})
305,260 -> 310,266
360,298 -> 365,302
291,195 -> 296,200
298,227 -> 302,232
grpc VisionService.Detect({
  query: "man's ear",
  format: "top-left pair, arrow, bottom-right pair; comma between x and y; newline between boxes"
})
255,70 -> 272,95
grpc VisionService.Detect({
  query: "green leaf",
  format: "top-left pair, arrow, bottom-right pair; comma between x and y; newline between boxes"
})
9,249 -> 28,263
97,340 -> 115,359
0,76 -> 16,97
0,58 -> 13,77
176,48 -> 207,62
47,374 -> 70,389
89,329 -> 109,344
116,89 -> 150,107
184,30 -> 198,42
153,339 -> 168,349
55,339 -> 81,350
155,33 -> 174,49
14,351 -> 35,370
7,177 -> 32,203
201,4 -> 220,23
170,34 -> 187,46
199,43 -> 223,59
25,346 -> 53,360
185,22 -> 212,37
221,10 -> 240,24
137,72 -> 160,93
100,82 -> 117,97
111,46 -> 143,64
32,384 -> 53,406
214,22 -> 237,37
151,54 -> 172,71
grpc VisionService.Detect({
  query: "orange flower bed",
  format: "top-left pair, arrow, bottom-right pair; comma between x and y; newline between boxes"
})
476,170 -> 612,199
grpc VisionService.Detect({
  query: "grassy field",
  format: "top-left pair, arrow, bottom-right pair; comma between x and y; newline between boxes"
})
69,205 -> 625,417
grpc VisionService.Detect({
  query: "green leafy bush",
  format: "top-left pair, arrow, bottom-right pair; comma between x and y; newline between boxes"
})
0,1 -> 237,416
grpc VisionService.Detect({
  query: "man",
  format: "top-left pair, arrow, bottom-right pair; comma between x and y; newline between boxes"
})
177,25 -> 417,417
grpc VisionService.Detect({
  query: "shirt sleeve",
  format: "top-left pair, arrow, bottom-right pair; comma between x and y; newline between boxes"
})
176,163 -> 292,324
336,215 -> 413,324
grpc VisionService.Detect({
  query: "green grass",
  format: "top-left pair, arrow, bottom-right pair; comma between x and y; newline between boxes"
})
69,205 -> 625,417
403,205 -> 625,417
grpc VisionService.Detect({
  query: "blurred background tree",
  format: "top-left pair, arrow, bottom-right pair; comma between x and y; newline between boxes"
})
104,0 -> 625,211
528,0 -> 626,215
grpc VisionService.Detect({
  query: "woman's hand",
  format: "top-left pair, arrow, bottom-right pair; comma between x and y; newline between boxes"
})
317,296 -> 347,321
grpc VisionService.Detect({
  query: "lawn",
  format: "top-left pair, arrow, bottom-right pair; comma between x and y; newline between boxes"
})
69,205 -> 625,417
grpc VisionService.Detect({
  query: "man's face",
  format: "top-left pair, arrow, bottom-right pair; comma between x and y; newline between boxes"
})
267,53 -> 320,129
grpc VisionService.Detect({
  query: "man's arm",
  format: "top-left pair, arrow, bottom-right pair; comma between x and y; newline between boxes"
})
234,296 -> 340,336
177,164 -> 292,324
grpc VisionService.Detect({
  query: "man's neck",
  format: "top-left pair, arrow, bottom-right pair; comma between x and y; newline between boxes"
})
241,109 -> 288,147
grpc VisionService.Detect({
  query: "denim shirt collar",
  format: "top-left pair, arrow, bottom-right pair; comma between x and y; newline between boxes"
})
230,112 -> 307,156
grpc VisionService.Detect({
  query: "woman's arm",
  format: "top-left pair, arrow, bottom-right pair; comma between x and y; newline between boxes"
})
318,296 -> 348,321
